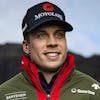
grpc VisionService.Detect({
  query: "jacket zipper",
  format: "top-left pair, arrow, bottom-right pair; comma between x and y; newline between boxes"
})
46,76 -> 62,100
31,68 -> 51,100
47,94 -> 51,100
30,64 -> 64,100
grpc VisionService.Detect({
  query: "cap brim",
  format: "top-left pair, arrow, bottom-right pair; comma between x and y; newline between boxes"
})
27,17 -> 73,34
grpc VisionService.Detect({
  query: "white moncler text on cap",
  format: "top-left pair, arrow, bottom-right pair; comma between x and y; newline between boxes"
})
34,12 -> 63,21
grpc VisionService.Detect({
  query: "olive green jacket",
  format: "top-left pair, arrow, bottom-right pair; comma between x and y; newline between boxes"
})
0,69 -> 100,100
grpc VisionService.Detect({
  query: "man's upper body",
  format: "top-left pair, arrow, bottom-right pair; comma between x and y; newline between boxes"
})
0,1 -> 100,100
0,56 -> 100,100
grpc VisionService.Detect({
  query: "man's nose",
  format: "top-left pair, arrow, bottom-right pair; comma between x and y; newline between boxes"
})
46,36 -> 58,48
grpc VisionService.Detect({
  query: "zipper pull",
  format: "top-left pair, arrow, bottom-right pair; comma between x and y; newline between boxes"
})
47,94 -> 51,100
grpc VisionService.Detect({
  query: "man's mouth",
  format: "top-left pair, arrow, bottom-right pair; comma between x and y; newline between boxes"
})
44,52 -> 60,60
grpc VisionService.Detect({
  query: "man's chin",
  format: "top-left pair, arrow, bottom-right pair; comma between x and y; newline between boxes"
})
38,65 -> 61,73
43,67 -> 60,73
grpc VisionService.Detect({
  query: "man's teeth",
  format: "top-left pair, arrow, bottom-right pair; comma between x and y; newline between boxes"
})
46,53 -> 58,56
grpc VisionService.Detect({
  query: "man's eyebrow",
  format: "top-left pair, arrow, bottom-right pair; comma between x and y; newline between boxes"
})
31,27 -> 65,34
34,29 -> 46,34
30,29 -> 46,36
31,27 -> 43,32
55,29 -> 66,33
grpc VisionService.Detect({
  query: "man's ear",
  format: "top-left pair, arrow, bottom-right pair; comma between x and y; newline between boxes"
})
22,40 -> 30,54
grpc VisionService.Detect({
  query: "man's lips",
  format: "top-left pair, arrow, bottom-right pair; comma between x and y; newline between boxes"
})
44,52 -> 60,55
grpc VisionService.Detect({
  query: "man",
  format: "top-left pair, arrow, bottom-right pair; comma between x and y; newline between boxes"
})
0,1 -> 100,100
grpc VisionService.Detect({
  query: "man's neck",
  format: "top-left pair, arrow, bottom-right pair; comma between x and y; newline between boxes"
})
42,72 -> 56,84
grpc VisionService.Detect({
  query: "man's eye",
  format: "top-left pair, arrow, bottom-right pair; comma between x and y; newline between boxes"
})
36,33 -> 48,39
55,32 -> 65,39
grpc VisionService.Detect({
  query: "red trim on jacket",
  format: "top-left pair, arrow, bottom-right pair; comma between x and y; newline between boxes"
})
21,54 -> 75,100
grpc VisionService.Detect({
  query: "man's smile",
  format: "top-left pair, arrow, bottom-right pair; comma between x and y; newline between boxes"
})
44,52 -> 61,61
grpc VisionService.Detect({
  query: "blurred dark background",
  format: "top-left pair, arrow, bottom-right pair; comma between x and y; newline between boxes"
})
0,43 -> 100,84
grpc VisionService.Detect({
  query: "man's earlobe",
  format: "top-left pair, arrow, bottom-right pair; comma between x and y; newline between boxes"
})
22,40 -> 29,54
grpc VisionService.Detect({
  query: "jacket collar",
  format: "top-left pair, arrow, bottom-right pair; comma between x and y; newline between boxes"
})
21,54 -> 75,96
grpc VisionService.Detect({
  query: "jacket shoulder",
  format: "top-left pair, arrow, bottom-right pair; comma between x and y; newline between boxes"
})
61,69 -> 100,100
0,72 -> 38,100
73,70 -> 100,84
71,70 -> 100,99
0,72 -> 29,99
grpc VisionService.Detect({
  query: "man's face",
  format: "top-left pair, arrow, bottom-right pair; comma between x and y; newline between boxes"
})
23,24 -> 68,73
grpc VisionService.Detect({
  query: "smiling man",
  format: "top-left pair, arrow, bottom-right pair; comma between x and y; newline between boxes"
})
0,1 -> 100,100
22,23 -> 68,84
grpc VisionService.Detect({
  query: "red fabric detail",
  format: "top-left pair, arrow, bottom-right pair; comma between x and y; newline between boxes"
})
50,54 -> 75,100
21,54 -> 75,100
22,56 -> 47,100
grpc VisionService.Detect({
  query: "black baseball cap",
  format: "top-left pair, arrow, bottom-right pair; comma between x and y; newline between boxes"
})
22,1 -> 73,37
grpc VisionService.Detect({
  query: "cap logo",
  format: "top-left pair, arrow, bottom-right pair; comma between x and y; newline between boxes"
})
34,12 -> 63,21
43,3 -> 54,11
